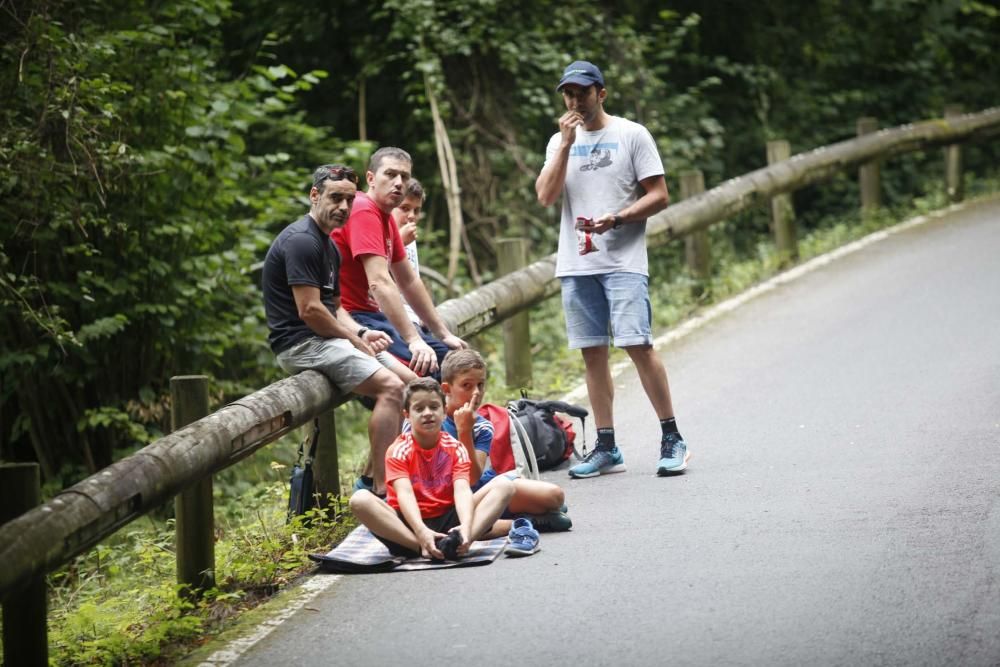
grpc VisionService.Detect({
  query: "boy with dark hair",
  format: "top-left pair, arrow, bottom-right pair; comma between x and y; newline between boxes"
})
439,349 -> 572,532
350,377 -> 534,559
393,177 -> 427,327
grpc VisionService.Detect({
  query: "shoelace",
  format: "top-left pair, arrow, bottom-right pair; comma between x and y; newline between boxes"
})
660,433 -> 682,459
584,446 -> 612,464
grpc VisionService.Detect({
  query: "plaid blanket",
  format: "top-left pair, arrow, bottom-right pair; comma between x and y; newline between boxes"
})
309,525 -> 509,574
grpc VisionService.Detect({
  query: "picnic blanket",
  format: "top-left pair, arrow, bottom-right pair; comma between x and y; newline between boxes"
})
309,525 -> 509,574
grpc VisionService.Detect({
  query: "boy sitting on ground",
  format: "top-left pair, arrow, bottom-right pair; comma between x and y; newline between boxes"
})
350,377 -> 518,560
439,349 -> 572,532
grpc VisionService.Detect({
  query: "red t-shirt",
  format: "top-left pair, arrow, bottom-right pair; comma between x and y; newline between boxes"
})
385,431 -> 471,519
331,192 -> 407,313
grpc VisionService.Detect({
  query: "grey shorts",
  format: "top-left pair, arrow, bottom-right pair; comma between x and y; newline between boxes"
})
276,336 -> 394,393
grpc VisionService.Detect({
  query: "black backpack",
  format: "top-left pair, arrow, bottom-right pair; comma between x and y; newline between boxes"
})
509,398 -> 589,470
287,419 -> 319,521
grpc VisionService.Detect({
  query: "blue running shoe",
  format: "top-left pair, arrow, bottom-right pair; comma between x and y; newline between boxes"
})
657,432 -> 690,476
568,445 -> 626,479
518,510 -> 572,533
506,518 -> 540,557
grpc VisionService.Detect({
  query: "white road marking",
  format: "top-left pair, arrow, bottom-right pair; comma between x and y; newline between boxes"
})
195,574 -> 340,666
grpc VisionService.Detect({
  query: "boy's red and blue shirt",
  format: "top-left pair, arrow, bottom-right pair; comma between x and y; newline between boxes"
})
385,431 -> 471,518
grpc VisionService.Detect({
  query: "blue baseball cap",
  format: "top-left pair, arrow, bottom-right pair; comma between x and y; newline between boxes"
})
556,60 -> 605,91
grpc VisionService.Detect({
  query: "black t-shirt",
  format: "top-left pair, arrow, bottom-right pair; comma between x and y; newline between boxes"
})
262,215 -> 341,354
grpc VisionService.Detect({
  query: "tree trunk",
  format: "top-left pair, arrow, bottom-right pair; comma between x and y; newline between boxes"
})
425,72 -> 464,293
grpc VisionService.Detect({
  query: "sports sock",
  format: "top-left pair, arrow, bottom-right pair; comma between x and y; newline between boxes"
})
660,417 -> 681,440
596,428 -> 616,449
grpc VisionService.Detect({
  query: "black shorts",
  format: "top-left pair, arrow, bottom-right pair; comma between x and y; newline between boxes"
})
375,506 -> 460,558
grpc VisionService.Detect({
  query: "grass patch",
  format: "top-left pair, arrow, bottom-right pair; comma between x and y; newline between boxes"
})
8,486 -> 355,666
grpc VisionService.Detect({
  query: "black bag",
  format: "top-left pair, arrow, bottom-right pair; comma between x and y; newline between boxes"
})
509,398 -> 589,470
287,419 -> 320,521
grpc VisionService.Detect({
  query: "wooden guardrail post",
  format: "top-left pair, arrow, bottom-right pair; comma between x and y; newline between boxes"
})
944,105 -> 964,203
680,170 -> 710,293
170,375 -> 215,596
766,140 -> 798,262
497,238 -> 532,388
857,117 -> 881,212
1,463 -> 48,666
312,409 -> 339,507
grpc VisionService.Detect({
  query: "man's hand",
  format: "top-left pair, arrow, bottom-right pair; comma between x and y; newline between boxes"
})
349,335 -> 375,356
578,213 -> 617,235
399,221 -> 418,246
362,329 -> 392,353
408,339 -> 438,376
558,110 -> 584,146
417,527 -> 445,560
440,333 -> 467,350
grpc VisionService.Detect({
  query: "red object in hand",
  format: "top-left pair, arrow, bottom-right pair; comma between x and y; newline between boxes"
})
575,217 -> 599,255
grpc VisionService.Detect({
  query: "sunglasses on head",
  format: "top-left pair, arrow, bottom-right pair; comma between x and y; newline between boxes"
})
314,165 -> 359,188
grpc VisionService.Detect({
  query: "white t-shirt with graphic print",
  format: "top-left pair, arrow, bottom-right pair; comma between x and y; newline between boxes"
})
544,115 -> 664,277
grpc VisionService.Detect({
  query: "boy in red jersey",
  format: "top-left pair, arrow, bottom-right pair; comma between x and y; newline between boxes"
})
350,377 -> 515,559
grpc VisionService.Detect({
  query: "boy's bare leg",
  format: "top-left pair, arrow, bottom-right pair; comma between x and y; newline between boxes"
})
507,478 -> 565,515
469,477 -> 515,539
352,368 -> 405,495
349,490 -> 420,551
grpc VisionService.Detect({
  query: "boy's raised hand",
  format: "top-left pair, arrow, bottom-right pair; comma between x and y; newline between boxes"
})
453,389 -> 481,434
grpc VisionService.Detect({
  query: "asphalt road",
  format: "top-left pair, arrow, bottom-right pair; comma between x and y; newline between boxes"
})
232,200 -> 1000,667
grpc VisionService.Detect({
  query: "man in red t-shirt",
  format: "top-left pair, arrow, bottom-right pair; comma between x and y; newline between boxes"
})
331,147 -> 466,379
350,378 -> 515,559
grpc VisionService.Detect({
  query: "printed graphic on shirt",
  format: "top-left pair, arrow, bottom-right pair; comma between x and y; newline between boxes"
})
409,446 -> 455,497
572,142 -> 618,172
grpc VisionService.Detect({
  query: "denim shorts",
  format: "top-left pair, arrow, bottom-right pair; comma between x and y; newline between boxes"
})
275,336 -> 393,393
560,272 -> 653,349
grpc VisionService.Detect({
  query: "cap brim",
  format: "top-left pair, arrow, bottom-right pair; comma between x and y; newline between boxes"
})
556,75 -> 597,91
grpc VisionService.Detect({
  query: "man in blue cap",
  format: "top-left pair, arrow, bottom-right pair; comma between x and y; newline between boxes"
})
535,60 -> 691,479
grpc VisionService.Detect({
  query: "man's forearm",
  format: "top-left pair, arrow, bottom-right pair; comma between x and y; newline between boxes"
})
617,178 -> 670,221
535,145 -> 571,207
370,278 -> 423,343
301,303 -> 354,340
398,280 -> 451,339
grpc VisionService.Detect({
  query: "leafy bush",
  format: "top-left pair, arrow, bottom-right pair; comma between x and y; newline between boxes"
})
34,481 -> 353,665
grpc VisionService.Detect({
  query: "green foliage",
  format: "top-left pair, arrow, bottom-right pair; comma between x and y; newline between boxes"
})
36,481 -> 352,665
0,0 -> 365,478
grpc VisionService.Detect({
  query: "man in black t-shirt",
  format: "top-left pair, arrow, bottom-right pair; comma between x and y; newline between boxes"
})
262,164 -> 412,496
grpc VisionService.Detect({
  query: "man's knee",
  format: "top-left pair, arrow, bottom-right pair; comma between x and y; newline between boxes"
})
373,370 -> 405,403
625,344 -> 664,368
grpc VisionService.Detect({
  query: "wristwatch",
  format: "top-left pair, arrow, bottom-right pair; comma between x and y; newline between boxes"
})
357,327 -> 368,338
612,215 -> 624,229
